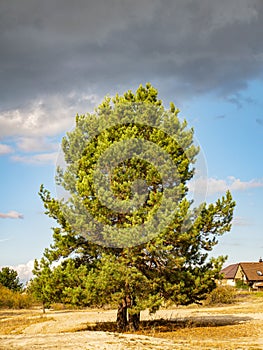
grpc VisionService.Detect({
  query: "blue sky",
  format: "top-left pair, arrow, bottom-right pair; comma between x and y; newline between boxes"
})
0,0 -> 263,282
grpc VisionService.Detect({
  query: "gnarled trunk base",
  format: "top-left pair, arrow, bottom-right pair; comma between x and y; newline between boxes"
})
128,311 -> 140,331
116,296 -> 140,331
116,300 -> 128,331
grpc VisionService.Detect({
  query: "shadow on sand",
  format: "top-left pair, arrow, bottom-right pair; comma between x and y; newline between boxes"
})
82,314 -> 252,333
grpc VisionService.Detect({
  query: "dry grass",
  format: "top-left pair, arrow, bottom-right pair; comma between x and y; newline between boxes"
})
1,293 -> 263,349
79,293 -> 263,349
82,319 -> 263,349
0,309 -> 50,335
151,320 -> 262,346
80,306 -> 262,349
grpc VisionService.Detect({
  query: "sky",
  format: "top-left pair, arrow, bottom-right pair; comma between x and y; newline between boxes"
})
0,0 -> 263,283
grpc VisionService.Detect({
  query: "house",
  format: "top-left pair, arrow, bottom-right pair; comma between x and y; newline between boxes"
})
220,259 -> 263,290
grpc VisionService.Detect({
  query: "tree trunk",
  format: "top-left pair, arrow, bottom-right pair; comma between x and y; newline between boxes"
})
42,302 -> 46,314
116,295 -> 140,331
116,299 -> 128,331
128,295 -> 140,331
128,311 -> 140,331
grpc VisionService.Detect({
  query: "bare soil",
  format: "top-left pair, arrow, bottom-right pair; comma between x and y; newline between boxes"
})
1,297 -> 263,349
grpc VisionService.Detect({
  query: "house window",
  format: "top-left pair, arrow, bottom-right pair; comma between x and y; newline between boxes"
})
257,270 -> 263,276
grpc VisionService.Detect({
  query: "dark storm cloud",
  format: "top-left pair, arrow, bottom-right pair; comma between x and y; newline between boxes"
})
1,0 -> 263,109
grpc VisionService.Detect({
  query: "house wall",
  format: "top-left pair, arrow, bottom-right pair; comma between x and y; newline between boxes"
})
235,265 -> 247,282
220,265 -> 247,287
225,279 -> 236,286
221,263 -> 263,290
219,278 -> 235,286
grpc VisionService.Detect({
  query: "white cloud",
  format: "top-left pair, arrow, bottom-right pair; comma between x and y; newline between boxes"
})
0,97 -> 74,138
0,93 -> 100,140
1,260 -> 63,285
0,238 -> 11,243
11,152 -> 58,165
189,176 -> 263,196
0,93 -> 101,162
16,137 -> 59,153
0,143 -> 13,155
227,176 -> 263,191
0,210 -> 24,219
10,260 -> 34,284
232,216 -> 251,226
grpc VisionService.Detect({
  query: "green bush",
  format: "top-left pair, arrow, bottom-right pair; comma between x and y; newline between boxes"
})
235,280 -> 249,290
252,291 -> 263,298
0,284 -> 34,309
205,285 -> 236,305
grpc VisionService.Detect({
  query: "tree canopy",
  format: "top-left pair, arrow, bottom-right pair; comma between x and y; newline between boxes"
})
0,267 -> 23,292
30,83 -> 235,330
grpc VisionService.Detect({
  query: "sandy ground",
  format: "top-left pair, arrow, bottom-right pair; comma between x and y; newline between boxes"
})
1,304 -> 263,349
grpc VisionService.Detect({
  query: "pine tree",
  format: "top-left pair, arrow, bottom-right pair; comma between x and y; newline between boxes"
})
34,83 -> 235,330
0,267 -> 23,292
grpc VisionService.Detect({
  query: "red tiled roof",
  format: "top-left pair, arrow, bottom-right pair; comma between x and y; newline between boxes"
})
221,263 -> 239,279
240,262 -> 263,281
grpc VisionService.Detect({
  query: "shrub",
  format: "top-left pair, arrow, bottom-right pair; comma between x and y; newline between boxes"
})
0,284 -> 34,309
205,285 -> 236,305
235,279 -> 249,290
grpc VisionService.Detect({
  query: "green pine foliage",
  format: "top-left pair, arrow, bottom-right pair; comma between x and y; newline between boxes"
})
0,267 -> 23,292
28,257 -> 89,310
31,84 -> 235,329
